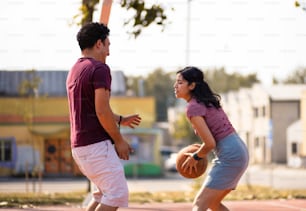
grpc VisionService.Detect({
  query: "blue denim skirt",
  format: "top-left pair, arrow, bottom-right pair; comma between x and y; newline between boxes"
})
203,133 -> 249,190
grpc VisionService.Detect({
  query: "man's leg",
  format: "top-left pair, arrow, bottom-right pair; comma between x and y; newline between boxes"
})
86,199 -> 99,211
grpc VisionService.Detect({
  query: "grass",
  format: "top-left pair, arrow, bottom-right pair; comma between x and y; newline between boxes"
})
129,185 -> 306,204
1,181 -> 306,208
0,191 -> 86,208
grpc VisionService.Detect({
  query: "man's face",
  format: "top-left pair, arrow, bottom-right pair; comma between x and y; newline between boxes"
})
101,37 -> 110,57
95,37 -> 110,62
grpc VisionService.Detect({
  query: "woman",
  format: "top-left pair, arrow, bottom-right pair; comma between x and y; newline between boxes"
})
173,66 -> 249,211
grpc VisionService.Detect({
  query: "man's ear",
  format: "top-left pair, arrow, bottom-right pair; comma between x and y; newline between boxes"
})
95,39 -> 103,49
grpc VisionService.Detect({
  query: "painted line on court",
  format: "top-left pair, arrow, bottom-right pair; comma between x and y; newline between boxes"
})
267,201 -> 306,210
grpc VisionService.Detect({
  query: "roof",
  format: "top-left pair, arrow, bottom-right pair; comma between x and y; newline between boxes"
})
0,70 -> 126,97
264,84 -> 306,101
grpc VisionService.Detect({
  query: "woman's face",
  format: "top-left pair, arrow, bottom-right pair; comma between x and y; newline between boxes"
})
173,74 -> 193,101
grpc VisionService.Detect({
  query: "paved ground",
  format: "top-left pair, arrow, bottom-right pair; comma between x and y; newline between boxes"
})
1,200 -> 306,211
1,165 -> 306,210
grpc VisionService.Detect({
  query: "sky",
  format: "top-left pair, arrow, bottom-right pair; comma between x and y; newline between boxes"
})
1,0 -> 306,85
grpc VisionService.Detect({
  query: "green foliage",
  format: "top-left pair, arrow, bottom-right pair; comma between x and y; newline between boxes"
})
73,0 -> 100,26
282,67 -> 306,84
18,69 -> 42,97
120,0 -> 168,37
1,186 -> 306,208
0,192 -> 86,208
193,176 -> 306,201
17,69 -> 42,127
126,76 -> 144,96
74,0 -> 169,38
143,68 -> 176,121
172,113 -> 198,145
127,67 -> 260,123
295,1 -> 306,11
203,67 -> 260,93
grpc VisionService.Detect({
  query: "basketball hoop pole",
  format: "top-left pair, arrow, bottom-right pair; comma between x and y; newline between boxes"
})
100,0 -> 113,25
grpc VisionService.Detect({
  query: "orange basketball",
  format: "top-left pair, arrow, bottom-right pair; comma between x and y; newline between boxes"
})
176,144 -> 208,179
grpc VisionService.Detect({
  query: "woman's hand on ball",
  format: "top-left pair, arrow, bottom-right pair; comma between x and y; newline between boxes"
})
182,153 -> 199,174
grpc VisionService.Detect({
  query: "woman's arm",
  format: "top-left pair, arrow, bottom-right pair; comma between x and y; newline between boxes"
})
189,115 -> 216,158
182,115 -> 216,174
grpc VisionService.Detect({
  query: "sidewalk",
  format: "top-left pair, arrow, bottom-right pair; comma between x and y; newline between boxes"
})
1,200 -> 306,211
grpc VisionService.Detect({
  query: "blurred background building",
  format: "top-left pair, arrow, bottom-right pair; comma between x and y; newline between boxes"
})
0,70 -> 165,177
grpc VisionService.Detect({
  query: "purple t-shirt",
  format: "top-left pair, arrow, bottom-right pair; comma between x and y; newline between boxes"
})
66,57 -> 112,148
186,98 -> 235,142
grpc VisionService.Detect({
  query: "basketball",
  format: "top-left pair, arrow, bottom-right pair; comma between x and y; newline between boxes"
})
176,144 -> 208,179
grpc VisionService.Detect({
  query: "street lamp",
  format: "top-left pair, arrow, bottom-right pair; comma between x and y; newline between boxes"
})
186,0 -> 192,66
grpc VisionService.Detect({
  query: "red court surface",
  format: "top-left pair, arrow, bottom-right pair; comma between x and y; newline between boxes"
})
1,200 -> 306,211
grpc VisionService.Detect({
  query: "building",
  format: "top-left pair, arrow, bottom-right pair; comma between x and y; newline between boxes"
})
0,70 -> 162,177
291,90 -> 306,167
168,83 -> 306,167
223,84 -> 306,165
267,85 -> 305,163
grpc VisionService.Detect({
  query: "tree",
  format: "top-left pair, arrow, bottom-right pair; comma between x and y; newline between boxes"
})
126,75 -> 145,96
18,69 -> 42,192
144,68 -> 176,121
172,113 -> 198,145
19,69 -> 41,98
283,67 -> 306,84
127,68 -> 176,121
127,67 -> 260,121
203,68 -> 260,93
74,0 -> 169,37
295,1 -> 306,11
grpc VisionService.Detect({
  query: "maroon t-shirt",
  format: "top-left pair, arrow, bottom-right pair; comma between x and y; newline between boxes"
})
66,57 -> 112,148
186,98 -> 235,142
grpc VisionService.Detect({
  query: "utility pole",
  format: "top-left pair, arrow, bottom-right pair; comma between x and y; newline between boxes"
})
186,0 -> 192,66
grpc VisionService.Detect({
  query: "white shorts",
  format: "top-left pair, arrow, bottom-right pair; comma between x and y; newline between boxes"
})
72,140 -> 128,207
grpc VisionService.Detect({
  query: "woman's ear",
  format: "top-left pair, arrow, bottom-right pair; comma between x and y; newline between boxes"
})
189,82 -> 196,90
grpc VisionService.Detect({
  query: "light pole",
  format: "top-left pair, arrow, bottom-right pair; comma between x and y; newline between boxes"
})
186,0 -> 192,66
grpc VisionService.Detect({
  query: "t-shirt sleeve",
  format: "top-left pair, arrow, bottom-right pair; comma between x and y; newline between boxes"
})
186,101 -> 207,119
92,64 -> 111,91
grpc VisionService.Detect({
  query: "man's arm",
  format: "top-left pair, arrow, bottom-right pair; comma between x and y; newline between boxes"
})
113,113 -> 142,129
95,87 -> 131,160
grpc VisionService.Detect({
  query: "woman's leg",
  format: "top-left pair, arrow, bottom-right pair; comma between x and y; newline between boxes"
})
95,203 -> 118,211
192,187 -> 231,211
209,189 -> 231,211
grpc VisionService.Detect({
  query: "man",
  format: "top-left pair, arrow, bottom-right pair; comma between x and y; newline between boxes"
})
66,22 -> 141,211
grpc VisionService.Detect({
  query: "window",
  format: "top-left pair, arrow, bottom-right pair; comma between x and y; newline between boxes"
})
255,137 -> 260,147
0,140 -> 12,161
254,107 -> 259,118
291,142 -> 298,155
262,106 -> 266,117
0,137 -> 16,168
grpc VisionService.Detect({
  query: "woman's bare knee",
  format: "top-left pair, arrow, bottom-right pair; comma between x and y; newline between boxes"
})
192,188 -> 231,211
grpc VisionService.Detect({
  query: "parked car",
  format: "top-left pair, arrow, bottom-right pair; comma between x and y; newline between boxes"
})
160,146 -> 179,172
164,152 -> 178,172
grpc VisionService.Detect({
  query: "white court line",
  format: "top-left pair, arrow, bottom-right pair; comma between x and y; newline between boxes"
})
267,201 -> 306,210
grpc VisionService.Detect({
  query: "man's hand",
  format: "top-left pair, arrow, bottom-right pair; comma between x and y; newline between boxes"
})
115,139 -> 133,160
121,114 -> 142,129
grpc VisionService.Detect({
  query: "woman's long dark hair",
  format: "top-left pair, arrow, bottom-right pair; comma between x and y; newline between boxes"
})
177,66 -> 221,108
